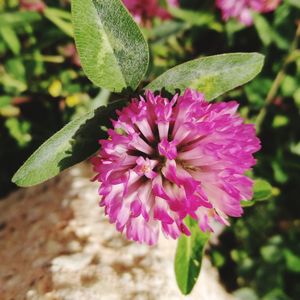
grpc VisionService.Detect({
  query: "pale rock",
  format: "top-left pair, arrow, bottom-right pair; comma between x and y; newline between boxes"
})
51,253 -> 94,272
0,163 -> 236,300
66,240 -> 82,253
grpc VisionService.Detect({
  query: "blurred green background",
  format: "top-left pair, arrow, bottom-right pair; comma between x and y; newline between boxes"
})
0,0 -> 299,299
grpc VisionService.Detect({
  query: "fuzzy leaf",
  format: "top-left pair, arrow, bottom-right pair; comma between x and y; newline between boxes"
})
12,101 -> 124,187
72,0 -> 149,92
147,53 -> 264,100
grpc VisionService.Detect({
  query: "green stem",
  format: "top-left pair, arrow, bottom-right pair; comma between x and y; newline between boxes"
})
23,55 -> 65,63
256,23 -> 300,134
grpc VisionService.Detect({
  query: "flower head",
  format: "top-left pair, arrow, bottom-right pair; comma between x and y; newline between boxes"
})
122,0 -> 178,25
19,0 -> 46,13
216,0 -> 281,26
92,89 -> 261,245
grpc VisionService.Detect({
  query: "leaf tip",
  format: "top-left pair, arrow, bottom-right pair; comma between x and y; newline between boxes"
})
253,52 -> 265,66
11,168 -> 27,187
180,289 -> 190,296
11,170 -> 22,186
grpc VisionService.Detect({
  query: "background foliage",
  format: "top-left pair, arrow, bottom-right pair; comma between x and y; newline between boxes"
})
0,0 -> 299,299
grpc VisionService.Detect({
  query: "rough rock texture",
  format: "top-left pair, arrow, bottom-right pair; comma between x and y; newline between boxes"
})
0,164 -> 235,300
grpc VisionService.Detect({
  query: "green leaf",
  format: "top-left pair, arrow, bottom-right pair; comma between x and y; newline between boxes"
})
90,88 -> 111,109
272,115 -> 289,128
5,118 -> 31,148
174,217 -> 209,295
241,200 -> 255,207
260,245 -> 282,263
147,21 -> 189,42
72,0 -> 149,92
287,0 -> 300,9
253,13 -> 273,46
0,11 -> 41,27
169,7 -> 223,32
0,26 -> 21,55
5,58 -> 26,83
147,53 -> 264,100
262,289 -> 291,300
12,100 -> 125,187
253,179 -> 273,201
45,7 -> 72,20
0,96 -> 11,108
44,8 -> 73,37
241,179 -> 273,207
272,161 -> 288,184
0,69 -> 27,94
284,249 -> 300,273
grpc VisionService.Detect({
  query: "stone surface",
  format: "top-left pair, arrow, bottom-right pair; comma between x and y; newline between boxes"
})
0,163 -> 236,300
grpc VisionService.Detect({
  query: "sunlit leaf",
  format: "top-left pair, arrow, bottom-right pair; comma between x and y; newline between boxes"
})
175,217 -> 209,295
12,100 -> 125,187
0,26 -> 21,55
72,0 -> 149,92
284,249 -> 300,273
253,179 -> 273,201
44,7 -> 73,37
147,53 -> 264,100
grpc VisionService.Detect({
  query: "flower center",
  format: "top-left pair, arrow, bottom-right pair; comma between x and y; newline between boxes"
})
158,138 -> 177,160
